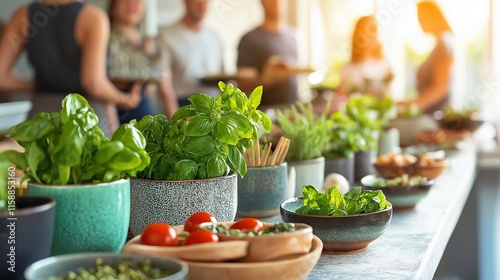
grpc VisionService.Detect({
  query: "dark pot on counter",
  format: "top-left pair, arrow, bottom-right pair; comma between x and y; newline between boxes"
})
354,150 -> 375,182
0,196 -> 55,280
324,156 -> 354,185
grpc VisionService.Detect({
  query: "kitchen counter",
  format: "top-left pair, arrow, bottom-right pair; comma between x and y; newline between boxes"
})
263,142 -> 477,280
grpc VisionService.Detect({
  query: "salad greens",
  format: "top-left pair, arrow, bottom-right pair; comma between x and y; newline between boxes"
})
371,175 -> 428,188
0,94 -> 150,186
296,185 -> 391,216
135,82 -> 271,180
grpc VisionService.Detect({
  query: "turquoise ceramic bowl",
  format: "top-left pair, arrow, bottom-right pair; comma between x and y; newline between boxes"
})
237,163 -> 288,218
280,198 -> 392,254
361,175 -> 434,210
24,253 -> 188,280
28,179 -> 130,255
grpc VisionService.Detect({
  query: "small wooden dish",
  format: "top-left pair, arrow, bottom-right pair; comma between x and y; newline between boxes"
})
209,222 -> 313,262
122,235 -> 248,262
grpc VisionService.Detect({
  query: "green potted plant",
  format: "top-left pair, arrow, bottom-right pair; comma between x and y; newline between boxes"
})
129,82 -> 271,234
345,95 -> 394,181
0,156 -> 56,280
323,111 -> 367,185
275,102 -> 330,198
0,94 -> 149,256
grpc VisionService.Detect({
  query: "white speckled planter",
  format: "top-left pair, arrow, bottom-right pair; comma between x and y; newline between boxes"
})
129,174 -> 237,235
288,157 -> 325,197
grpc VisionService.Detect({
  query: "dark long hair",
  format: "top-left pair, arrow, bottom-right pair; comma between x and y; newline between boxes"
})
108,0 -> 119,24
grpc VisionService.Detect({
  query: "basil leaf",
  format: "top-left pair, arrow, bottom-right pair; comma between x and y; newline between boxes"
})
227,145 -> 246,177
221,111 -> 251,131
188,94 -> 214,114
185,115 -> 214,137
182,136 -> 215,157
61,94 -> 91,124
172,106 -> 197,122
108,148 -> 142,171
51,119 -> 84,167
174,159 -> 198,180
207,156 -> 228,178
214,122 -> 238,145
248,86 -> 263,109
112,123 -> 146,152
257,110 -> 272,132
26,141 -> 46,183
8,112 -> 56,142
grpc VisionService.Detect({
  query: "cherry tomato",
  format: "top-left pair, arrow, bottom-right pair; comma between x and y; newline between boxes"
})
184,229 -> 219,245
230,218 -> 264,232
184,212 -> 217,233
141,223 -> 178,246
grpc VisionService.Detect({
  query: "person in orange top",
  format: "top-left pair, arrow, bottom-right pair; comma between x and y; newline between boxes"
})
336,16 -> 393,98
401,1 -> 454,114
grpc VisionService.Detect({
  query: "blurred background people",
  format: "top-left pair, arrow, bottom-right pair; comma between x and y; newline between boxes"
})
159,0 -> 224,107
236,0 -> 299,107
107,0 -> 178,122
0,0 -> 141,136
336,16 -> 393,98
401,1 -> 454,114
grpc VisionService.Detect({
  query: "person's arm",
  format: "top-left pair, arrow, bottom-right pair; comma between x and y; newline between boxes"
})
0,6 -> 34,92
158,71 -> 179,119
76,6 -> 140,109
414,41 -> 453,111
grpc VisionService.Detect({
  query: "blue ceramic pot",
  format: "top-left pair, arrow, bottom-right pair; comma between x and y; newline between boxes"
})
28,179 -> 130,255
237,163 -> 288,218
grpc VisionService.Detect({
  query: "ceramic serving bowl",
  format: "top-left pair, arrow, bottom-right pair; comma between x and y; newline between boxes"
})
413,159 -> 449,180
24,253 -> 188,280
280,198 -> 392,254
372,162 -> 417,179
210,222 -> 314,262
433,111 -> 485,132
185,235 -> 322,280
361,175 -> 434,210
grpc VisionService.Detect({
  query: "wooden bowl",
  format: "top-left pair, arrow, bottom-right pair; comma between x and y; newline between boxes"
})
185,235 -> 322,280
212,222 -> 313,262
372,163 -> 417,179
413,159 -> 449,180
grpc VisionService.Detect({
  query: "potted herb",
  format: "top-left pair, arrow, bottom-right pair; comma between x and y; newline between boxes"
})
323,111 -> 367,185
129,82 -> 271,234
0,94 -> 150,256
345,95 -> 394,181
275,102 -> 330,197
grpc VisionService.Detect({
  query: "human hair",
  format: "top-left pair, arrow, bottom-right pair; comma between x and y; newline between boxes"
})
108,0 -> 119,24
417,1 -> 452,34
350,16 -> 383,63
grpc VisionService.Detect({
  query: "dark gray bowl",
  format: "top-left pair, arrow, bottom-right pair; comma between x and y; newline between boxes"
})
24,253 -> 188,280
280,198 -> 392,254
361,175 -> 434,210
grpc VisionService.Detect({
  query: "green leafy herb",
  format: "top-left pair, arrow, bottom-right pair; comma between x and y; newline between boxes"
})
136,82 -> 271,180
0,94 -> 150,187
204,222 -> 296,237
324,111 -> 366,159
296,185 -> 391,216
275,102 -> 330,161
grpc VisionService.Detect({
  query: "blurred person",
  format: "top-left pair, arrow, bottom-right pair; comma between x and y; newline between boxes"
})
0,0 -> 141,136
159,0 -> 224,106
107,0 -> 178,122
401,1 -> 454,114
336,16 -> 393,98
236,0 -> 299,106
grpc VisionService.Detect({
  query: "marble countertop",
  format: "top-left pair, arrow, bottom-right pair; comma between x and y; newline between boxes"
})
262,143 -> 477,280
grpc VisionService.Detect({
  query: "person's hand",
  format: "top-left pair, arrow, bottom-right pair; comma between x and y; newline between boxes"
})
143,37 -> 156,55
118,83 -> 142,109
261,56 -> 294,87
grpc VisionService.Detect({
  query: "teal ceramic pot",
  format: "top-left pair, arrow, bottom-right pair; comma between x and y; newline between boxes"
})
0,197 -> 55,280
24,253 -> 188,280
288,157 -> 325,198
28,179 -> 130,255
129,174 -> 237,235
361,175 -> 434,210
280,197 -> 392,253
237,163 -> 288,218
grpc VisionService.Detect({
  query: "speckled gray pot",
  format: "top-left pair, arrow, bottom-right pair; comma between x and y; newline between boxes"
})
237,163 -> 288,218
130,174 -> 237,235
281,197 -> 392,253
28,179 -> 130,256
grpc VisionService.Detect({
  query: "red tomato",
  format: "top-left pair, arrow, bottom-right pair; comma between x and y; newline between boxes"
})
184,212 -> 217,233
230,218 -> 264,232
184,229 -> 219,245
141,223 -> 178,246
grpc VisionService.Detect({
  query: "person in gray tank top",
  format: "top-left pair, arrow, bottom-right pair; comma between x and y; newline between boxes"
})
236,0 -> 300,107
0,0 -> 142,136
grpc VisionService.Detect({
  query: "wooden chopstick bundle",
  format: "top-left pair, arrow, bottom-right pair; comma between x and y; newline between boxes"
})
243,137 -> 290,167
